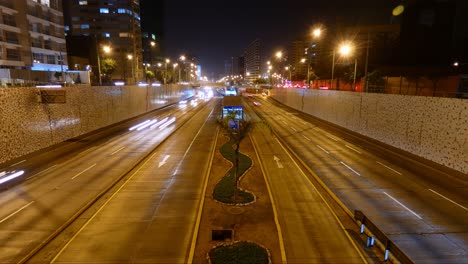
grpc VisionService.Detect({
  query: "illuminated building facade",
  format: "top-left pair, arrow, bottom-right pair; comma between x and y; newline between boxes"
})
0,0 -> 68,72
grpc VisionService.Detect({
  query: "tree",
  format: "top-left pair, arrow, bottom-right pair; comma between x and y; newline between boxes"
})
101,58 -> 117,83
146,70 -> 155,82
218,110 -> 252,202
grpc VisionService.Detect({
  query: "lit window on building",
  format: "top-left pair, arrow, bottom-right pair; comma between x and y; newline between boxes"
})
79,1 -> 88,5
119,32 -> 130,37
118,8 -> 126,13
105,33 -> 110,37
100,8 -> 109,14
81,24 -> 90,29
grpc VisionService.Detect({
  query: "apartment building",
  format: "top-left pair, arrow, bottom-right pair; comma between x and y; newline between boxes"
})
0,0 -> 67,72
244,38 -> 261,83
63,0 -> 142,84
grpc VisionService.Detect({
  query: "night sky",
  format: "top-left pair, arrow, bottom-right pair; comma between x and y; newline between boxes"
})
143,0 -> 401,78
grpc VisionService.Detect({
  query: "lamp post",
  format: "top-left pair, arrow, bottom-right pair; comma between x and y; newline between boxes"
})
179,55 -> 186,82
173,63 -> 178,83
305,27 -> 322,88
285,66 -> 291,81
331,42 -> 355,90
96,43 -> 111,85
164,58 -> 170,84
127,54 -> 134,84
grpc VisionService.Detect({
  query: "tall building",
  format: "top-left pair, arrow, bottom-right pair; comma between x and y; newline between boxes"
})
0,0 -> 67,71
140,0 -> 163,67
288,40 -> 308,81
63,0 -> 142,84
244,38 -> 261,82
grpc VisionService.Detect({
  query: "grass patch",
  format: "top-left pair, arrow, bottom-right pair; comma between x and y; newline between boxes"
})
209,241 -> 269,264
213,137 -> 254,204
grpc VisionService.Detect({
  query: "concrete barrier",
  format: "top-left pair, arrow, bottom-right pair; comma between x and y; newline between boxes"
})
271,88 -> 467,174
0,84 -> 194,165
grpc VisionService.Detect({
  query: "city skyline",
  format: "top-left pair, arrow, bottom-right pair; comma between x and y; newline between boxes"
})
156,0 -> 400,77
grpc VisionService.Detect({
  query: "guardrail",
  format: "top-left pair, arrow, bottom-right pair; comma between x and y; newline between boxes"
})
354,210 -> 414,264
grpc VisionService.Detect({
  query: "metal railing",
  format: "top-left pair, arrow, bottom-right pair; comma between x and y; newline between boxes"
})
354,210 -> 414,264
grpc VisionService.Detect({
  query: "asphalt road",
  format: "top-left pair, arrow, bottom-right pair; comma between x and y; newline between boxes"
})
0,96 -> 216,263
250,119 -> 371,263
44,98 -> 219,263
247,94 -> 468,263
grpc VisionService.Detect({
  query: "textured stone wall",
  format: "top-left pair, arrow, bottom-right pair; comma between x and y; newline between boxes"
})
0,84 -> 193,165
271,88 -> 467,173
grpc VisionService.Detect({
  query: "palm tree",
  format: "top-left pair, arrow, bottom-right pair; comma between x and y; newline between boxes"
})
218,110 -> 252,202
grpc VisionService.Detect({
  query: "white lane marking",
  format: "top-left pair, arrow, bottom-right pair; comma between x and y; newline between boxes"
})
429,189 -> 468,212
316,145 -> 329,154
313,127 -> 320,131
27,165 -> 57,179
302,135 -> 311,141
384,192 -> 422,219
340,161 -> 361,176
274,156 -> 284,169
0,201 -> 35,224
110,147 -> 125,155
71,164 -> 97,180
325,134 -> 339,141
291,127 -> 297,132
10,160 -> 26,167
158,155 -> 171,168
345,144 -> 362,154
282,121 -> 287,125
301,121 -> 307,125
376,161 -> 402,175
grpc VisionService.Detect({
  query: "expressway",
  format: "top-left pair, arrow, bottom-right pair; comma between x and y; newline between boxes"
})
247,94 -> 468,264
248,105 -> 372,263
0,95 -> 217,263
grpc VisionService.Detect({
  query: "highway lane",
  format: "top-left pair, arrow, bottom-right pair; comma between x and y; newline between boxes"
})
44,98 -> 219,263
248,95 -> 468,263
0,96 -> 211,263
247,103 -> 371,263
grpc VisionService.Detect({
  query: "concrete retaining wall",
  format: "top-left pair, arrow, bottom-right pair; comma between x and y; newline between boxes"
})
0,84 -> 193,165
271,88 -> 467,173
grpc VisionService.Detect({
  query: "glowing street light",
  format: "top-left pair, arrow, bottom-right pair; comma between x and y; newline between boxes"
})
150,41 -> 156,47
275,51 -> 283,59
312,28 -> 321,38
339,43 -> 352,56
103,45 -> 111,54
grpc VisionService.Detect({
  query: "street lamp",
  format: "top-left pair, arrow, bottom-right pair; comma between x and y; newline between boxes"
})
164,58 -> 170,84
285,66 -> 291,81
173,63 -> 178,83
179,55 -> 186,82
331,42 -> 357,90
127,54 -> 134,84
312,28 -> 322,38
96,44 -> 111,85
275,51 -> 283,59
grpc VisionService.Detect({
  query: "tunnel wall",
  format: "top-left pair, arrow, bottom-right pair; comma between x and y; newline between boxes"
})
0,84 -> 194,165
270,88 -> 467,173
